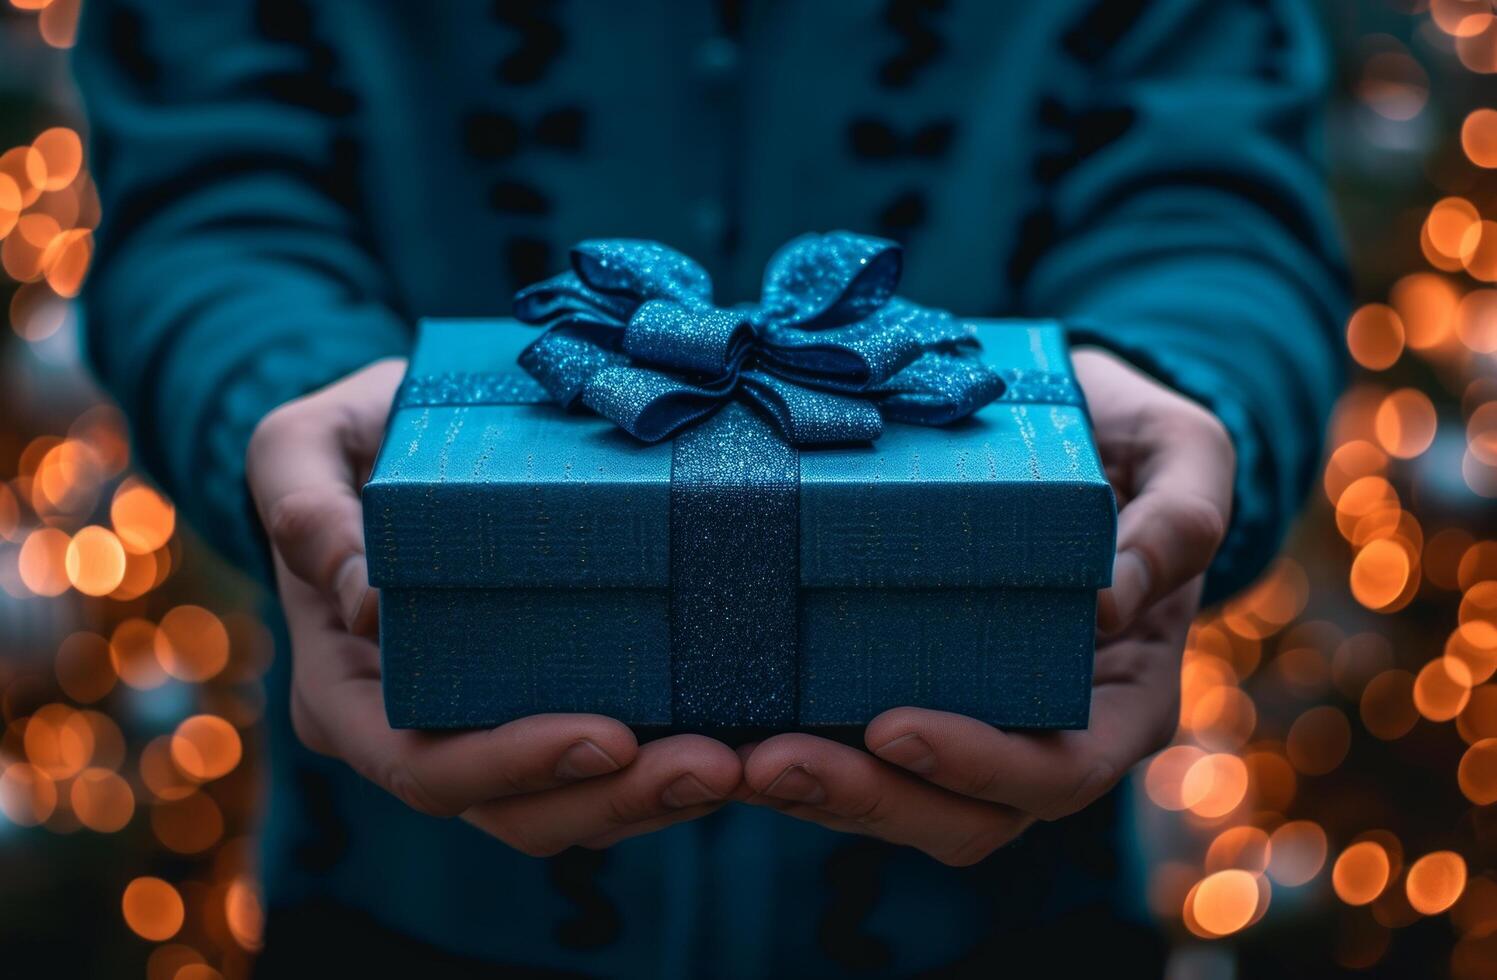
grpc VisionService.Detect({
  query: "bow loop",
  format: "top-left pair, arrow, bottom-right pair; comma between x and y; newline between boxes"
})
513,232 -> 1004,445
623,300 -> 756,378
572,239 -> 713,308
760,231 -> 902,328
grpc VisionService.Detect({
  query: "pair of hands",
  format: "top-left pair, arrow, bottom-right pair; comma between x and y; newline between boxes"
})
245,347 -> 1234,865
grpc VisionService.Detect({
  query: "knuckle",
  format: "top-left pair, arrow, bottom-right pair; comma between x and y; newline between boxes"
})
1170,493 -> 1228,554
1149,490 -> 1221,559
847,792 -> 898,834
604,791 -> 641,827
959,764 -> 1004,803
263,489 -> 319,548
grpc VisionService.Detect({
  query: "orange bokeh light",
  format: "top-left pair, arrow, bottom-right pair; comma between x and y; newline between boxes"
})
154,605 -> 230,683
1324,441 -> 1388,504
1334,841 -> 1392,906
1425,197 -> 1482,267
41,227 -> 91,298
1349,538 -> 1411,610
63,524 -> 126,596
23,703 -> 93,779
1145,744 -> 1208,811
1464,220 -> 1497,281
1463,108 -> 1497,167
1447,621 -> 1497,685
1191,869 -> 1261,936
1205,825 -> 1272,875
17,526 -> 70,596
170,715 -> 243,782
70,766 -> 134,833
29,126 -> 81,191
1373,388 -> 1437,459
139,735 -> 200,802
122,877 -> 185,942
1457,290 -> 1497,354
1182,753 -> 1250,819
0,146 -> 44,209
1345,304 -> 1404,370
110,618 -> 168,690
1407,851 -> 1468,916
1459,738 -> 1497,805
110,479 -> 176,554
0,762 -> 58,826
1415,657 -> 1474,722
1390,272 -> 1461,350
1267,820 -> 1328,888
1433,0 -> 1496,37
225,876 -> 264,951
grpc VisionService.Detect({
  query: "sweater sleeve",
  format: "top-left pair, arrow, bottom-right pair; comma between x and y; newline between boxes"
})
72,0 -> 410,579
1017,0 -> 1350,603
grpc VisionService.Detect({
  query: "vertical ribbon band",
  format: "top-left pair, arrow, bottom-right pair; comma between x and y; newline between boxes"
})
668,402 -> 799,728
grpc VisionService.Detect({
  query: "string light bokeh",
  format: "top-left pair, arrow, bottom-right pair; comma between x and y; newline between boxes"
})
1,4 -> 270,978
2,1 -> 1496,977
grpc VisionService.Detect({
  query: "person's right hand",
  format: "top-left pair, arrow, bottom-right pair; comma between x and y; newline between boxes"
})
246,359 -> 742,856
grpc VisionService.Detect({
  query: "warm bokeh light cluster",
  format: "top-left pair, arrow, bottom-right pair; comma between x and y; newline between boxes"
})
1136,4 -> 1497,975
0,13 -> 268,971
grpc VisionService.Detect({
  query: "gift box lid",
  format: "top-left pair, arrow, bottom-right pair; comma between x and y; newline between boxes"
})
364,318 -> 1116,591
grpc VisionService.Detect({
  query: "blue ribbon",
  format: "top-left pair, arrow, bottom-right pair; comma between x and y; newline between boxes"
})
512,232 -> 1006,445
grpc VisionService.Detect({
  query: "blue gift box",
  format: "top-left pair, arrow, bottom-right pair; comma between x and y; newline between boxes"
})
364,317 -> 1115,733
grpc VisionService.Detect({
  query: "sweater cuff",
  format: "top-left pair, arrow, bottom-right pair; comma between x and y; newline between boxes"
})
164,315 -> 410,583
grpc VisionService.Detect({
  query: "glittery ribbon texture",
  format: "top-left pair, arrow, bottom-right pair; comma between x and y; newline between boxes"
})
510,232 -> 1009,444
371,236 -> 1107,733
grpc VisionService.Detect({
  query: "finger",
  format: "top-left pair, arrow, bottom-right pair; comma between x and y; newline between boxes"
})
248,359 -> 405,630
743,734 -> 1028,867
1098,410 -> 1232,634
278,563 -> 636,814
864,640 -> 1179,819
464,734 -> 742,857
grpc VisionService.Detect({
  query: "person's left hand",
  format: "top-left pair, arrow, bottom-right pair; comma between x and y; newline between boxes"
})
737,347 -> 1235,865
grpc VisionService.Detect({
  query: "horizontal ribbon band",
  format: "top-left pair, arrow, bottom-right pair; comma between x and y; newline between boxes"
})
393,366 -> 1083,412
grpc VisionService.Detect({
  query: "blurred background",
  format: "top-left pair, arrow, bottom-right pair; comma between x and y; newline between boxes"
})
3,0 -> 1497,977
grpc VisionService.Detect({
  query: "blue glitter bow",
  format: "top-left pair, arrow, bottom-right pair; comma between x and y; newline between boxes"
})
512,232 -> 1005,444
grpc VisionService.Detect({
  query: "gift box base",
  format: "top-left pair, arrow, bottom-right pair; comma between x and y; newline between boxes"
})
380,585 -> 1095,732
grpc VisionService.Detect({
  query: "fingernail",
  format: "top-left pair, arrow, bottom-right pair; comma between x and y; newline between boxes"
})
661,774 -> 721,809
873,733 -> 936,774
764,764 -> 826,805
555,739 -> 621,781
334,555 -> 369,630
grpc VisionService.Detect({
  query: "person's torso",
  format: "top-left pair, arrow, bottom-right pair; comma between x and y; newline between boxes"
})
258,4 -> 1151,977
